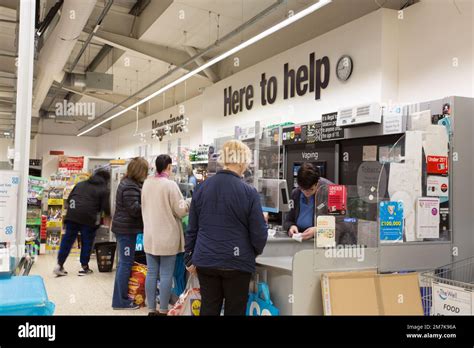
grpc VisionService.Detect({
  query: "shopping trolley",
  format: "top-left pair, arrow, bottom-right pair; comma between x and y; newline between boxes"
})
419,257 -> 474,316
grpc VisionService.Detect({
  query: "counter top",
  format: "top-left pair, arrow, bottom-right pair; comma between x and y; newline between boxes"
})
256,256 -> 293,271
266,234 -> 314,244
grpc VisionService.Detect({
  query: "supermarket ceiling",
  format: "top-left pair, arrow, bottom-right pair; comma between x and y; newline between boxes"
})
0,0 -> 417,138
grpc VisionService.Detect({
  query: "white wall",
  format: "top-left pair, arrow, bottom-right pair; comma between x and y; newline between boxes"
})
96,3 -> 473,157
201,9 -> 389,143
34,134 -> 98,159
397,0 -> 473,103
97,95 -> 204,158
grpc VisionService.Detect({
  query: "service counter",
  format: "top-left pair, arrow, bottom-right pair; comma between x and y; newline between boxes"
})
256,233 -> 379,315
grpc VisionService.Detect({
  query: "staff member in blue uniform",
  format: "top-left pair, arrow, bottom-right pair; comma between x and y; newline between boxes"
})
283,163 -> 332,240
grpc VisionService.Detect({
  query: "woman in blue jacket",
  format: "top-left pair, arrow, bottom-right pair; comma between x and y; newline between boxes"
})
184,140 -> 268,316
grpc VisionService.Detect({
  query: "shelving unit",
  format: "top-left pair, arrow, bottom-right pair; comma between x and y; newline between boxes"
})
25,176 -> 47,258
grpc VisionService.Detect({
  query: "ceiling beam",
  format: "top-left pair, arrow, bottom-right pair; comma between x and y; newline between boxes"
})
89,30 -> 209,80
183,46 -> 219,83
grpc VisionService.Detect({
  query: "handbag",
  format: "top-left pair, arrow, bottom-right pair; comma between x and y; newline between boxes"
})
246,282 -> 279,316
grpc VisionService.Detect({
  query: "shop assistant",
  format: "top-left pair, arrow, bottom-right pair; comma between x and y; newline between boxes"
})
283,163 -> 332,240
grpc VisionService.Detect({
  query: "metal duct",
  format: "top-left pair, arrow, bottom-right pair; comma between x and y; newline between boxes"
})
32,0 -> 97,116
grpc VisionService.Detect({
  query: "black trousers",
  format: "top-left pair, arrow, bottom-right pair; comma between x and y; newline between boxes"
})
197,267 -> 251,316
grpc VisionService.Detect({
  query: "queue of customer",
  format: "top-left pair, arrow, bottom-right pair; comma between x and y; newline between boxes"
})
55,139 -> 331,315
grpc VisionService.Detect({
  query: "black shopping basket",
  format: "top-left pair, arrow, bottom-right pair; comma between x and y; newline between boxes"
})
95,242 -> 116,272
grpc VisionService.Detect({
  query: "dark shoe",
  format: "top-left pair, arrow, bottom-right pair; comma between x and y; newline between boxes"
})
53,264 -> 68,277
148,311 -> 167,316
78,266 -> 93,276
113,303 -> 140,310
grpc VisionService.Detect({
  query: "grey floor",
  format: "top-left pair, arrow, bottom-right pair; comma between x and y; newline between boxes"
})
30,253 -> 149,316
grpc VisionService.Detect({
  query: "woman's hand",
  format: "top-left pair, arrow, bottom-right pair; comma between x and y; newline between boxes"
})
301,227 -> 316,240
186,264 -> 197,275
288,225 -> 299,237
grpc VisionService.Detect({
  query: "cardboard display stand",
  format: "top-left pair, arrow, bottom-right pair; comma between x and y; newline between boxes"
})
321,271 -> 423,315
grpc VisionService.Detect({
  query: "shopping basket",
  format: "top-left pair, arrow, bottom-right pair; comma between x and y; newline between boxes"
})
419,257 -> 474,316
94,242 -> 116,272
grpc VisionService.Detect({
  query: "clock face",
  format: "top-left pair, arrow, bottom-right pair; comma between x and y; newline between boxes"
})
336,55 -> 353,81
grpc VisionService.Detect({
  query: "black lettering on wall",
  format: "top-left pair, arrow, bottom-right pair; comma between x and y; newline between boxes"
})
267,76 -> 278,104
232,89 -> 239,114
260,73 -> 268,106
245,85 -> 254,110
296,65 -> 308,96
315,56 -> 330,100
283,63 -> 295,100
224,86 -> 232,116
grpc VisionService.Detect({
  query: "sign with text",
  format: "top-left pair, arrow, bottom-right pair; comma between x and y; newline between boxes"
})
223,52 -> 334,116
0,171 -> 20,243
321,112 -> 344,141
432,282 -> 472,315
58,156 -> 84,171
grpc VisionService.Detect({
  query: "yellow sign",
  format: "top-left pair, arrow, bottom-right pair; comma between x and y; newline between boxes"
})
47,221 -> 62,228
48,198 -> 64,206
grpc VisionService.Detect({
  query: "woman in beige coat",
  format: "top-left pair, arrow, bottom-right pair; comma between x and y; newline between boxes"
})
142,154 -> 189,315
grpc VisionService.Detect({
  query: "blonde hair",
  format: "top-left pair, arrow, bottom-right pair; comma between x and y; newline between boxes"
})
125,157 -> 149,183
218,140 -> 252,167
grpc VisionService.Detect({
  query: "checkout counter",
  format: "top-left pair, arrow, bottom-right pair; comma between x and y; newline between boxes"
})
223,98 -> 467,315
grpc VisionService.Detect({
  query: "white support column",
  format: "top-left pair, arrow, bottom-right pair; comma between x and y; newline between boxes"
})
13,0 -> 36,264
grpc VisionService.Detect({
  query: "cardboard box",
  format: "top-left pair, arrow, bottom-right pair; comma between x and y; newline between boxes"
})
321,271 -> 423,315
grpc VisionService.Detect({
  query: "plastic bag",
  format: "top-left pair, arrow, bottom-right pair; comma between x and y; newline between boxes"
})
168,274 -> 201,316
128,262 -> 147,306
246,282 -> 279,316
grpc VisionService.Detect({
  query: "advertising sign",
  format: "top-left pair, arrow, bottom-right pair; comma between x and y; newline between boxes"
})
379,201 -> 404,243
327,185 -> 347,215
432,282 -> 472,315
316,215 -> 336,248
58,156 -> 84,171
0,171 -> 20,243
416,197 -> 440,239
427,155 -> 448,175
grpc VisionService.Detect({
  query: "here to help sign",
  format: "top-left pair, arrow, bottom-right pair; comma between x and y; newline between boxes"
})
432,282 -> 473,315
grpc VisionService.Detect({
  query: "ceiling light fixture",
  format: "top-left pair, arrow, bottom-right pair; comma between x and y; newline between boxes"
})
77,0 -> 332,136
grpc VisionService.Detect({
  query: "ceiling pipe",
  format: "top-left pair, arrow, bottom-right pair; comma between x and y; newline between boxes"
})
43,0 -> 114,112
32,0 -> 97,117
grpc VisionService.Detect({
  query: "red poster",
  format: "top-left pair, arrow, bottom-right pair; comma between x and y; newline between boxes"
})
327,185 -> 347,215
58,156 -> 84,171
427,156 -> 448,175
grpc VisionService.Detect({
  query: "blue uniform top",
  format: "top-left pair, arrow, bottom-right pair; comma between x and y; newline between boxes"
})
296,194 -> 315,231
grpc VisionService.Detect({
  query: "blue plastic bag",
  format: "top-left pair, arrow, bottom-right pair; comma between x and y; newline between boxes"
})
246,282 -> 279,316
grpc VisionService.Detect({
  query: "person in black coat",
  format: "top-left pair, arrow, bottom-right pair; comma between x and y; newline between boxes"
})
54,169 -> 111,277
185,140 -> 268,316
111,157 -> 149,310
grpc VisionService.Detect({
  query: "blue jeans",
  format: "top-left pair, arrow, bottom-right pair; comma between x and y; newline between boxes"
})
112,233 -> 137,308
58,222 -> 97,267
145,253 -> 176,312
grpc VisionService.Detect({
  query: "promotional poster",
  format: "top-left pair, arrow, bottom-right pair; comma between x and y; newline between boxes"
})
379,201 -> 404,243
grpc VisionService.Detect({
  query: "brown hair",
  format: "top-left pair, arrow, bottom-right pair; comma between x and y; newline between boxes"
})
125,157 -> 149,183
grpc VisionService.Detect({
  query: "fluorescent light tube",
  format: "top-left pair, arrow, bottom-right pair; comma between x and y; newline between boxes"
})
78,0 -> 331,136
